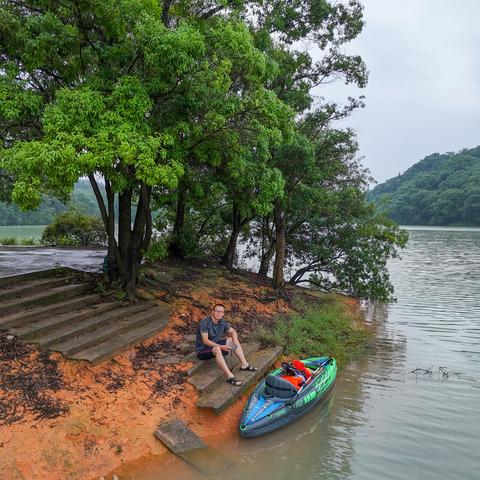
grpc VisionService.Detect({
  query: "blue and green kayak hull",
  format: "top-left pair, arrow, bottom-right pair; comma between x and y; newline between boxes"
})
239,357 -> 337,438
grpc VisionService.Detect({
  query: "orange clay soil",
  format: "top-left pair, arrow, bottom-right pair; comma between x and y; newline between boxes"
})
0,260 -> 347,480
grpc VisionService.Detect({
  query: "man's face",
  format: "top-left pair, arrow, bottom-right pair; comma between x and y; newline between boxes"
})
212,306 -> 225,321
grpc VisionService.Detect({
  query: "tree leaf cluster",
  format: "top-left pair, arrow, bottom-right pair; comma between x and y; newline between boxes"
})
0,0 -> 405,300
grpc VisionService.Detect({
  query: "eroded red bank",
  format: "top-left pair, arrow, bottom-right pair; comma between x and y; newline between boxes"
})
0,264 -> 360,480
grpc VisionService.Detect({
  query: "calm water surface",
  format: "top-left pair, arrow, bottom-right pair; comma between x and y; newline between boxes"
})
118,227 -> 480,479
0,225 -> 46,240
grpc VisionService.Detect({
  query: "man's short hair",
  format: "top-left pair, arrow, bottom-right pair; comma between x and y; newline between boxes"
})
213,303 -> 225,311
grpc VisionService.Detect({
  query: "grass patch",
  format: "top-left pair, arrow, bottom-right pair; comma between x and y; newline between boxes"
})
0,236 -> 17,245
254,295 -> 373,369
0,237 -> 39,246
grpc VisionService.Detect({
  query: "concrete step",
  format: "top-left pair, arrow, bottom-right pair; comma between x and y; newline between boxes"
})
0,269 -> 67,287
0,276 -> 75,302
188,343 -> 260,394
69,305 -> 171,364
49,303 -> 165,356
11,300 -> 122,339
196,346 -> 283,414
0,294 -> 102,330
0,283 -> 89,316
18,301 -> 137,344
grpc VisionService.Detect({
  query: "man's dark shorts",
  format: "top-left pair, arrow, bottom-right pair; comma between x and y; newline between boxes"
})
196,339 -> 228,360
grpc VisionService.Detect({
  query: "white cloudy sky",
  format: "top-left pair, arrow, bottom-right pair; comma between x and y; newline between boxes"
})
318,0 -> 480,183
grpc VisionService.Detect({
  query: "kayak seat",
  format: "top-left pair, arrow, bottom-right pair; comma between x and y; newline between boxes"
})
264,374 -> 298,399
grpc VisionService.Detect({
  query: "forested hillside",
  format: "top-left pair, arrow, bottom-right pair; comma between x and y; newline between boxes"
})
0,180 -> 100,225
368,146 -> 480,226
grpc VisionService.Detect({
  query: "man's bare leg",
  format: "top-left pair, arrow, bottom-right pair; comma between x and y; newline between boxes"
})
226,337 -> 249,369
212,346 -> 234,378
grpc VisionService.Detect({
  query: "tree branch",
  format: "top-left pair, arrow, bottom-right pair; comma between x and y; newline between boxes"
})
88,174 -> 109,230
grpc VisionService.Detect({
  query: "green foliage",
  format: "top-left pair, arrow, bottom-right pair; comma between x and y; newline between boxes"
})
369,146 -> 480,226
114,290 -> 128,301
0,0 -> 374,300
254,297 -> 373,368
144,239 -> 168,262
19,237 -> 37,245
41,210 -> 107,247
0,236 -> 17,245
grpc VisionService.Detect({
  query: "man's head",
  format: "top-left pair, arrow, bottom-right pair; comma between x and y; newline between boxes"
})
212,303 -> 225,321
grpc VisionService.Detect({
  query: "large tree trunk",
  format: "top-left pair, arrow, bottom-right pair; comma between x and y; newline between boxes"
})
122,183 -> 152,300
272,199 -> 286,290
258,243 -> 275,276
104,179 -> 119,280
222,201 -> 246,269
88,174 -> 152,300
169,177 -> 188,258
258,215 -> 275,276
89,175 -> 116,279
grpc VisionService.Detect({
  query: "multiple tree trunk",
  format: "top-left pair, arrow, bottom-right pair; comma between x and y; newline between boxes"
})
89,174 -> 152,300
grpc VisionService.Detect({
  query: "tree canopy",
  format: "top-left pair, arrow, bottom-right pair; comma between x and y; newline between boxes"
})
1,0 -> 406,301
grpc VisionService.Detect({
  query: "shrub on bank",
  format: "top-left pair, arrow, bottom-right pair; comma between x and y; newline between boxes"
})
255,295 -> 373,368
144,239 -> 169,262
0,236 -> 17,245
41,210 -> 107,247
19,238 -> 38,245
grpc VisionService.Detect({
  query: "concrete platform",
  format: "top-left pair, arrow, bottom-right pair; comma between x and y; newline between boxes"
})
154,418 -> 231,475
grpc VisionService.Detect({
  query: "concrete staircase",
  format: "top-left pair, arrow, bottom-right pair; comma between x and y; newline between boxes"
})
186,341 -> 283,414
0,269 -> 171,365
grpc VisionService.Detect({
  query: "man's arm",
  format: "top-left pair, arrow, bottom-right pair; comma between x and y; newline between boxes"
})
200,332 -> 230,351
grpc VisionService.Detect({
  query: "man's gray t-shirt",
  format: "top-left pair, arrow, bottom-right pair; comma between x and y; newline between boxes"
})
195,316 -> 231,351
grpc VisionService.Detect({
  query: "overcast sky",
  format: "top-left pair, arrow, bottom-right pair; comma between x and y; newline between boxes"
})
318,0 -> 480,184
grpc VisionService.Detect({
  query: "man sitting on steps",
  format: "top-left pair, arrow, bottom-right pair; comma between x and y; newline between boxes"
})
195,303 -> 257,386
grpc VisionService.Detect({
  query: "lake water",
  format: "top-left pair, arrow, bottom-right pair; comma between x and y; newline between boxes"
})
114,226 -> 480,479
0,225 -> 46,240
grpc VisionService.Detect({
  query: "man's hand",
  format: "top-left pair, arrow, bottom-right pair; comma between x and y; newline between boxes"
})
220,344 -> 231,352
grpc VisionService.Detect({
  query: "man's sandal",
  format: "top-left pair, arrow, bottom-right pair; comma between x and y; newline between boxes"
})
240,364 -> 258,372
226,377 -> 243,386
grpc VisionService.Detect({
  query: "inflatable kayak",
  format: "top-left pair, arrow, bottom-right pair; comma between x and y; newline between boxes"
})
239,356 -> 336,438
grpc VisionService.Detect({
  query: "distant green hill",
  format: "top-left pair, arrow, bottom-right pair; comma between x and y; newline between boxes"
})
0,179 -> 101,226
368,146 -> 480,226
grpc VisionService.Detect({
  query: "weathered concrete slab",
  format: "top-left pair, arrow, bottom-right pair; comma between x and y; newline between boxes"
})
155,418 -> 207,453
0,268 -> 66,286
196,346 -> 283,414
188,342 -> 259,393
0,294 -> 101,329
0,283 -> 89,316
0,270 -> 172,365
70,308 -> 170,364
154,418 -> 231,475
38,302 -> 153,349
0,247 -> 105,278
0,276 -> 75,302
12,301 -> 122,339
